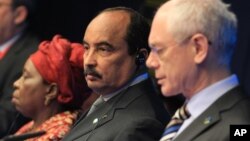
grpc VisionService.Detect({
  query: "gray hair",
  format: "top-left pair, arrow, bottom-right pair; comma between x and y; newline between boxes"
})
164,0 -> 237,66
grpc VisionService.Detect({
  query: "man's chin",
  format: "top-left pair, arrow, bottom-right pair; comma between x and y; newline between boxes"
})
88,84 -> 102,92
161,87 -> 178,97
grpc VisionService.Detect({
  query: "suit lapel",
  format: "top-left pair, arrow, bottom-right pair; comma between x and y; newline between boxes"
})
71,102 -> 115,138
68,81 -> 145,140
174,108 -> 220,141
174,86 -> 243,141
0,33 -> 28,84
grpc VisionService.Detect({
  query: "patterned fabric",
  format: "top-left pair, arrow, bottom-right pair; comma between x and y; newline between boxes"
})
15,111 -> 79,141
160,104 -> 190,141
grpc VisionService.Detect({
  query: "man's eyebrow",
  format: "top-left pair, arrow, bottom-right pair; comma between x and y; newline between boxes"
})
82,40 -> 113,47
96,41 -> 113,48
149,43 -> 157,49
82,40 -> 115,51
82,40 -> 88,45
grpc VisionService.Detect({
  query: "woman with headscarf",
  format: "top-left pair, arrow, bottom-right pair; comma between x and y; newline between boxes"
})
11,35 -> 92,140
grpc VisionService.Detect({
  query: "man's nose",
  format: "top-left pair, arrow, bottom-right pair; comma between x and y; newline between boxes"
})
84,48 -> 97,67
146,52 -> 159,69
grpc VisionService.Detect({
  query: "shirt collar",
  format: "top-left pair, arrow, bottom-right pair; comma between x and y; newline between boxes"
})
0,33 -> 21,51
187,74 -> 239,118
102,72 -> 149,101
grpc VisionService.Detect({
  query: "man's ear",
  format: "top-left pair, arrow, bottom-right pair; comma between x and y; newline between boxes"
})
191,33 -> 209,64
139,48 -> 149,59
13,6 -> 28,25
44,83 -> 58,106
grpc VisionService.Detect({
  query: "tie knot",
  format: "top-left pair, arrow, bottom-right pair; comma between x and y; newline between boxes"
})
174,104 -> 190,121
86,96 -> 105,116
160,104 -> 190,141
166,104 -> 190,129
93,96 -> 105,107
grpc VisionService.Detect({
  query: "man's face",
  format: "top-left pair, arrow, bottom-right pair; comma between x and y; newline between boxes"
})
146,10 -> 197,98
83,11 -> 137,95
0,0 -> 16,44
12,59 -> 48,118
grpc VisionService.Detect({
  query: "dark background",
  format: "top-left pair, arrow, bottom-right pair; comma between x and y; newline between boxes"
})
29,0 -> 250,97
29,0 -> 147,42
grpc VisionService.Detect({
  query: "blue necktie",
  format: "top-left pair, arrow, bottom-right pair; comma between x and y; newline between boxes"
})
160,104 -> 190,141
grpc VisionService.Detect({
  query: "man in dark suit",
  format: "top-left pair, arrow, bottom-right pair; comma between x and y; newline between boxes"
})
0,0 -> 40,137
146,0 -> 250,141
62,7 -> 170,141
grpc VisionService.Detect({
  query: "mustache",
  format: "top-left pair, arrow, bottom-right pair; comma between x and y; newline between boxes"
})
84,67 -> 102,79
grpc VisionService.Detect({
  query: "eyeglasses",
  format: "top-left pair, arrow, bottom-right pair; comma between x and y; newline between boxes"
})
150,34 -> 212,60
149,39 -> 184,61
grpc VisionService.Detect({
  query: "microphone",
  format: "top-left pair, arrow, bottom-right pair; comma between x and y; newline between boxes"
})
0,130 -> 46,141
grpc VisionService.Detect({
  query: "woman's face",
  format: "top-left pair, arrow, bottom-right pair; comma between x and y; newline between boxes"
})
12,59 -> 49,118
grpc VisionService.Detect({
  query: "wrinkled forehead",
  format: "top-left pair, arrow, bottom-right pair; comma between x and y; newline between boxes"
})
150,6 -> 173,46
24,58 -> 43,79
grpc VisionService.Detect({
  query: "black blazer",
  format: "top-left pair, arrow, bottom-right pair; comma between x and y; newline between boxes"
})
0,32 -> 40,138
62,76 -> 170,141
174,86 -> 250,141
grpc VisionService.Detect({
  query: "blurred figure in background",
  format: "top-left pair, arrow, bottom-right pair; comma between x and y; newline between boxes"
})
0,0 -> 40,137
11,35 -> 92,140
146,0 -> 250,140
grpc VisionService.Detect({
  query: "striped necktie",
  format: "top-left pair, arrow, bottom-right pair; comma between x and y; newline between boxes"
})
160,104 -> 190,141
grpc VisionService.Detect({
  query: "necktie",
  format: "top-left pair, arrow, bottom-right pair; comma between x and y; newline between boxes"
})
160,104 -> 190,141
86,96 -> 104,117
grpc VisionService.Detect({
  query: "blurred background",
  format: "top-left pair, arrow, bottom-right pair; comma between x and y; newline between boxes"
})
29,0 -> 250,96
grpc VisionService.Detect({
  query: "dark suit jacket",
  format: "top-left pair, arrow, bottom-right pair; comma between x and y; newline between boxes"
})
0,32 -> 40,138
62,76 -> 170,141
174,86 -> 250,141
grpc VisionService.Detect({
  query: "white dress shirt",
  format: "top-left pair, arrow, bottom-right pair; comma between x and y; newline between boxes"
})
102,73 -> 149,101
0,34 -> 21,51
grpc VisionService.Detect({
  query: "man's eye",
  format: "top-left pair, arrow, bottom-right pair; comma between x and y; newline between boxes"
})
98,47 -> 109,52
83,45 -> 89,50
97,46 -> 114,57
151,47 -> 166,60
152,47 -> 163,54
156,48 -> 164,54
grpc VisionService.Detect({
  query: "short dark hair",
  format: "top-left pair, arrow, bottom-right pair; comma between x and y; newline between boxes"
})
101,7 -> 150,55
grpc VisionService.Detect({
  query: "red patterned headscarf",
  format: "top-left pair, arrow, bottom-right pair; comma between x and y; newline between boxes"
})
30,35 -> 91,109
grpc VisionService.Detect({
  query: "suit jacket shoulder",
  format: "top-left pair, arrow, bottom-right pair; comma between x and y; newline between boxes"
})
174,86 -> 250,141
62,78 -> 170,141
